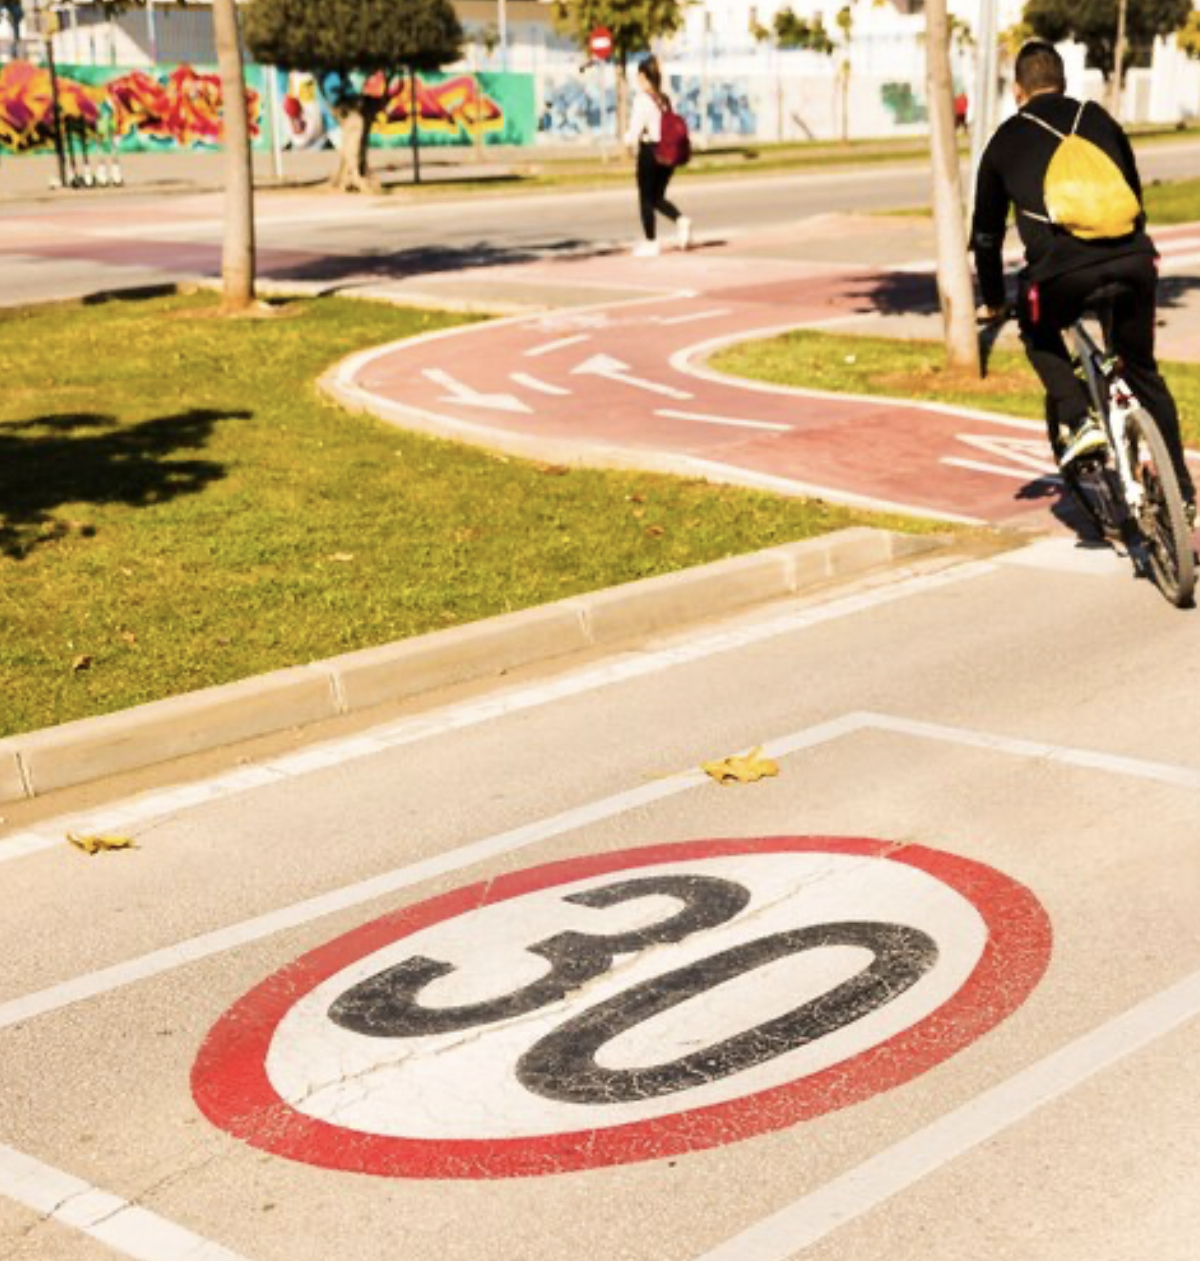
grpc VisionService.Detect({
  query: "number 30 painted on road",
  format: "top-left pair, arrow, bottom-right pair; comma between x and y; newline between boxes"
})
192,837 -> 1051,1178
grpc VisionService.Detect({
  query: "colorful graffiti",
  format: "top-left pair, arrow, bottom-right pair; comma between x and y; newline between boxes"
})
0,60 -> 262,154
0,62 -> 535,156
880,82 -> 927,125
539,74 -> 757,141
273,68 -> 535,151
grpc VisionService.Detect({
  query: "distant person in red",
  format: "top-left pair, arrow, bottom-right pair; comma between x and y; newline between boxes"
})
954,92 -> 969,132
625,56 -> 693,257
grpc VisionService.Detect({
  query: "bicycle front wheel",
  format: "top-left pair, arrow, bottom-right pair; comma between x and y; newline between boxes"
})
1126,408 -> 1195,608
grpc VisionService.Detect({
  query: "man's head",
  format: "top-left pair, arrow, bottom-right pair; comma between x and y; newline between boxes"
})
1014,40 -> 1066,106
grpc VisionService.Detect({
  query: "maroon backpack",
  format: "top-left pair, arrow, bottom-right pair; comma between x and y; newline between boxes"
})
655,104 -> 691,168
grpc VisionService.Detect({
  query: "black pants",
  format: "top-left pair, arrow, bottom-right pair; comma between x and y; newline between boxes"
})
637,142 -> 680,240
1018,253 -> 1193,498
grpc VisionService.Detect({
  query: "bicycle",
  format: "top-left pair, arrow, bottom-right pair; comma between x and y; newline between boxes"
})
987,285 -> 1195,609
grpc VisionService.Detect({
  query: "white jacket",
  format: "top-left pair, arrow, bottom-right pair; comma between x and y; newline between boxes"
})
626,91 -> 663,146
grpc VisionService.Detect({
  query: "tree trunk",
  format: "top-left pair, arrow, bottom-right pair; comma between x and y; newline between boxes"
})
331,102 -> 379,193
1110,0 -> 1129,119
839,59 -> 850,142
212,0 -> 255,311
925,0 -> 980,374
410,67 -> 422,185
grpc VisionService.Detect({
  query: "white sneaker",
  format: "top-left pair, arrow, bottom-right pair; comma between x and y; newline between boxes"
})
632,240 -> 660,258
677,217 -> 693,250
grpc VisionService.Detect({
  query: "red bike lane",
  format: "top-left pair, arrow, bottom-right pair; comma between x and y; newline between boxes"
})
334,225 -> 1200,529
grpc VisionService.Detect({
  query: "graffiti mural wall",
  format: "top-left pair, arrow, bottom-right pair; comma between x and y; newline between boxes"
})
0,60 -> 536,156
273,68 -> 536,151
0,60 -> 265,153
538,73 -> 757,142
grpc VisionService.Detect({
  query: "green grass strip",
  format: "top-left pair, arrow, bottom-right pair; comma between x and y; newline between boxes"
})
712,327 -> 1200,445
0,293 -> 943,739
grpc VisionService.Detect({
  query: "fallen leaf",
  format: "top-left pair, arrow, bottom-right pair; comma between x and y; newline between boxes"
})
700,746 -> 780,786
328,552 -> 355,563
632,507 -> 646,519
71,654 -> 93,673
538,464 -> 570,476
67,832 -> 137,855
119,630 -> 137,645
627,493 -> 647,504
645,525 -> 666,537
119,567 -> 134,578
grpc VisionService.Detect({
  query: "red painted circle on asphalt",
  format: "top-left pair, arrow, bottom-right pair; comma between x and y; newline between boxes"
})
192,837 -> 1052,1179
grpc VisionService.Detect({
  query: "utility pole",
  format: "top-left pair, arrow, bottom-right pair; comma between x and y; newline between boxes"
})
969,0 -> 999,201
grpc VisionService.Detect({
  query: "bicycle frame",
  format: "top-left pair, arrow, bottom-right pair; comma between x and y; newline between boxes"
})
1070,319 -> 1144,515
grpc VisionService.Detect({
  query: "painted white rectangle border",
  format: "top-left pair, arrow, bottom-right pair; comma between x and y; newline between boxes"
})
5,708 -> 1200,1261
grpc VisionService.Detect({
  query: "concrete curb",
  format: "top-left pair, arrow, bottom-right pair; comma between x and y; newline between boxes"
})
0,527 -> 944,805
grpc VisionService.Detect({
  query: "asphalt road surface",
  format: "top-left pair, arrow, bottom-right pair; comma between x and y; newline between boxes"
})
3,140 -> 1200,306
3,542 -> 1200,1260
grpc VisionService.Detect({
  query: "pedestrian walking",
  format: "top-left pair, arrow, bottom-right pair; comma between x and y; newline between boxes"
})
625,55 -> 692,257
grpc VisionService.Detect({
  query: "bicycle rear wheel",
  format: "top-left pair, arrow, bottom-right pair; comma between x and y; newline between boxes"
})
1125,408 -> 1195,608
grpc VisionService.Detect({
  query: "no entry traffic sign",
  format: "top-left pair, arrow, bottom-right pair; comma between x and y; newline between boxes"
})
589,26 -> 614,61
192,837 -> 1051,1179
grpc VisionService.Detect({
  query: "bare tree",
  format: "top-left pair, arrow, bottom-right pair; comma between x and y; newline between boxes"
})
925,0 -> 979,372
212,0 -> 256,310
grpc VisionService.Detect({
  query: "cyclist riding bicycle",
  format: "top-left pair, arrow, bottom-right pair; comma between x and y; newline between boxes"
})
971,41 -> 1195,516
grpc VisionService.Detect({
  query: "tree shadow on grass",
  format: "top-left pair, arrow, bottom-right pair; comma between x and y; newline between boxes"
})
0,408 -> 242,559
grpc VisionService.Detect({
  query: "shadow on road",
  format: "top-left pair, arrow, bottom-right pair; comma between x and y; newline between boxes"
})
262,238 -> 624,292
0,408 -> 240,559
1157,273 -> 1200,310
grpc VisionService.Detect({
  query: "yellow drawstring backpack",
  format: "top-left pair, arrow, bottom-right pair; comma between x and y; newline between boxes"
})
1021,101 -> 1141,240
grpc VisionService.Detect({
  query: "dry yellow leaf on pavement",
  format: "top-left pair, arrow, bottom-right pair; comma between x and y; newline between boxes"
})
700,746 -> 780,785
67,832 -> 137,855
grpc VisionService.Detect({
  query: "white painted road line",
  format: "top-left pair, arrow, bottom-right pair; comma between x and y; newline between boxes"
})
0,1141 -> 249,1261
655,308 -> 734,327
523,333 -> 591,358
863,711 -> 1200,792
694,962 -> 1200,1261
0,715 -> 868,1033
422,368 -> 532,414
0,564 -> 991,871
11,691 -> 1200,1039
656,408 -> 793,433
571,353 -> 694,400
942,456 -> 1060,483
509,371 -> 572,396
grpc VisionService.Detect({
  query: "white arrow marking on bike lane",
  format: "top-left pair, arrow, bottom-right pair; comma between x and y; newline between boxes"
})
571,353 -> 694,400
422,368 -> 532,414
510,372 -> 572,396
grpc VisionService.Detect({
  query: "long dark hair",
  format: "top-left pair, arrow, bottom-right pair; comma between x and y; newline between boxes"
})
639,55 -> 669,109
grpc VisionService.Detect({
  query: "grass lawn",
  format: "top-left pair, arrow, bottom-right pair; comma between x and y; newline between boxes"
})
0,293 -> 942,739
378,126 -> 1200,201
874,175 -> 1200,225
712,329 -> 1200,447
1143,175 -> 1200,225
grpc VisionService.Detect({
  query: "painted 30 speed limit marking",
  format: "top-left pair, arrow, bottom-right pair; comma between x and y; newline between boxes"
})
192,836 -> 1051,1178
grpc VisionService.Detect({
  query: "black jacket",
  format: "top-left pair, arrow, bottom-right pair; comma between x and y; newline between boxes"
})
970,92 -> 1154,309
